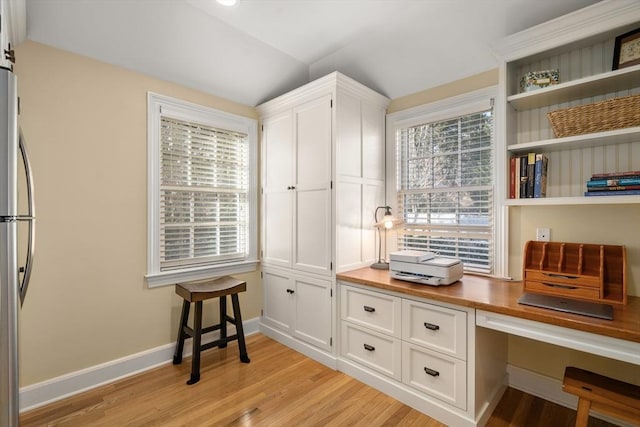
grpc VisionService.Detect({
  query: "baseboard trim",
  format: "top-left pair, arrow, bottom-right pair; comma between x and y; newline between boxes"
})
19,317 -> 260,412
258,322 -> 338,370
507,364 -> 634,427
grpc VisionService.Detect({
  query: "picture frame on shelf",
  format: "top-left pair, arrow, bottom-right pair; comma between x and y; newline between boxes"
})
612,27 -> 640,70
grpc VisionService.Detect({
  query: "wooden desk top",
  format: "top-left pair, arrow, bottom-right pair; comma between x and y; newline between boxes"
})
336,268 -> 640,344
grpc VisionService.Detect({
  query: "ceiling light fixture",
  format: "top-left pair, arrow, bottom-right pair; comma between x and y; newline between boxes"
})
216,0 -> 237,6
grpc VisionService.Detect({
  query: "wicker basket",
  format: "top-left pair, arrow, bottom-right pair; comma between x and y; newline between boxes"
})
547,94 -> 640,138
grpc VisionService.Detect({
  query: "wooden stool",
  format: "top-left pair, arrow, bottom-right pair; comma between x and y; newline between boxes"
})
562,366 -> 640,427
172,276 -> 250,385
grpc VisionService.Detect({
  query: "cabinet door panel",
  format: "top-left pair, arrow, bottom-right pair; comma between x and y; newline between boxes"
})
335,92 -> 362,178
294,95 -> 331,187
262,112 -> 293,267
294,187 -> 331,275
336,182 -> 362,271
262,269 -> 294,332
263,112 -> 293,191
362,102 -> 385,181
292,275 -> 332,351
263,190 -> 292,267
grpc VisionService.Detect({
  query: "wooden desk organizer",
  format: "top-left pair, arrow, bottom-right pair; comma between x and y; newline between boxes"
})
523,241 -> 627,305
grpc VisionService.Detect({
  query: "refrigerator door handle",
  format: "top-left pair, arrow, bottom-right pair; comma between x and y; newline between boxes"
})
17,128 -> 35,305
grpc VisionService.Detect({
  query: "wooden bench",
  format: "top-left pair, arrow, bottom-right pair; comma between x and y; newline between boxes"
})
562,366 -> 640,426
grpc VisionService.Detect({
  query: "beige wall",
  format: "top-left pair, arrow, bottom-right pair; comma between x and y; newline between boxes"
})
387,69 -> 498,113
15,41 -> 263,386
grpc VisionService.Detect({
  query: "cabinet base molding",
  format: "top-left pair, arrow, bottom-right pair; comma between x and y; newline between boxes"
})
258,322 -> 337,370
337,357 -> 506,427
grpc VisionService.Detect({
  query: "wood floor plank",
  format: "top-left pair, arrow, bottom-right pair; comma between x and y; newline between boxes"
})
20,334 -> 621,427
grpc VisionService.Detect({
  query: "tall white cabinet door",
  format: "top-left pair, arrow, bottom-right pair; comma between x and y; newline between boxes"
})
262,112 -> 293,268
292,95 -> 332,276
292,275 -> 332,351
262,268 -> 294,332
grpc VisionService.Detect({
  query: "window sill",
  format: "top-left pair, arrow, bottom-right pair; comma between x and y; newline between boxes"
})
145,260 -> 259,288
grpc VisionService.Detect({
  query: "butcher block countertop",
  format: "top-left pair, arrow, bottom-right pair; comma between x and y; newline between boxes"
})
336,267 -> 640,344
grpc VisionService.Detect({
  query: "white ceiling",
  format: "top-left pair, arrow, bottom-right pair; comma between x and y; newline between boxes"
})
24,0 -> 601,106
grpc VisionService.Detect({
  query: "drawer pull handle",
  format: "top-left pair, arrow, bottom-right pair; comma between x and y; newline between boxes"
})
363,306 -> 376,313
424,367 -> 440,377
545,273 -> 578,280
363,344 -> 375,352
424,322 -> 440,331
286,288 -> 295,294
542,282 -> 577,290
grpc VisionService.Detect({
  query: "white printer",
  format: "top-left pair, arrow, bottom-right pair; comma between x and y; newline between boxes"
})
389,250 -> 463,286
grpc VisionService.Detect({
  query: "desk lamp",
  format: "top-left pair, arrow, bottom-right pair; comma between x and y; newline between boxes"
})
371,206 -> 398,270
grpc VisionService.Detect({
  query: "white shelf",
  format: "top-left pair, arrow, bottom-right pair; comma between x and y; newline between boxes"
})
505,194 -> 640,206
507,64 -> 640,111
507,126 -> 640,154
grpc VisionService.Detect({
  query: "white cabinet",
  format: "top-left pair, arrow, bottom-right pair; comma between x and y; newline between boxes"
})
262,266 -> 332,351
261,96 -> 332,276
338,281 -> 507,427
340,284 -> 468,408
258,72 -> 389,362
492,1 -> 640,206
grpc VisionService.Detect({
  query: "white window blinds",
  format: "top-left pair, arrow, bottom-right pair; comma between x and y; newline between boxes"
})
160,116 -> 250,270
396,108 -> 494,274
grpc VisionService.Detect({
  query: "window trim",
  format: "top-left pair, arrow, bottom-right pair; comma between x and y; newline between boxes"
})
146,92 -> 258,287
386,86 -> 508,278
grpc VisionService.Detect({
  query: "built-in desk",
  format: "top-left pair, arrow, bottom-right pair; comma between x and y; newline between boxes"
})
336,268 -> 640,426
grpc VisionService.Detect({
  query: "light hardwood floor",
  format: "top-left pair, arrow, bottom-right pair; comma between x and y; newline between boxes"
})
20,334 -> 617,426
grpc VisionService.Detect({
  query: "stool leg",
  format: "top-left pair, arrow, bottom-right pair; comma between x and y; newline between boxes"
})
173,300 -> 190,365
187,301 -> 203,385
575,398 -> 590,427
219,295 -> 227,348
231,293 -> 250,363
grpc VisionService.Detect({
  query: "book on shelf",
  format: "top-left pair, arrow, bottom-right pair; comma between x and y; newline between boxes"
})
526,153 -> 535,198
590,170 -> 640,179
584,189 -> 640,197
519,155 -> 528,198
586,177 -> 640,188
509,157 -> 516,199
509,153 -> 547,199
586,184 -> 640,192
533,154 -> 548,198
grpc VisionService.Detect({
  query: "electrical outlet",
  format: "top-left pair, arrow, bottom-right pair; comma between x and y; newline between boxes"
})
536,227 -> 550,242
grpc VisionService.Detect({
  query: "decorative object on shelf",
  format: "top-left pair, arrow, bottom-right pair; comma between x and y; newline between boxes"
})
371,206 -> 400,270
547,93 -> 640,138
519,69 -> 559,92
612,27 -> 640,70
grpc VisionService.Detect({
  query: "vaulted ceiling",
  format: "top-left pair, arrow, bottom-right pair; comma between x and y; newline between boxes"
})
25,0 -> 601,106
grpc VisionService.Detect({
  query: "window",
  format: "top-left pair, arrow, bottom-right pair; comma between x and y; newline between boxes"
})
388,87 -> 500,275
146,93 -> 258,287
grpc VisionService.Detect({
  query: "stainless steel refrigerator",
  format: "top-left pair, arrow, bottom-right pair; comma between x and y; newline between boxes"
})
0,66 -> 35,426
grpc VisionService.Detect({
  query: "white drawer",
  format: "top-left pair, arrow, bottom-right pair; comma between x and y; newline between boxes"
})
340,285 -> 401,337
402,299 -> 467,360
341,322 -> 401,380
402,342 -> 467,410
